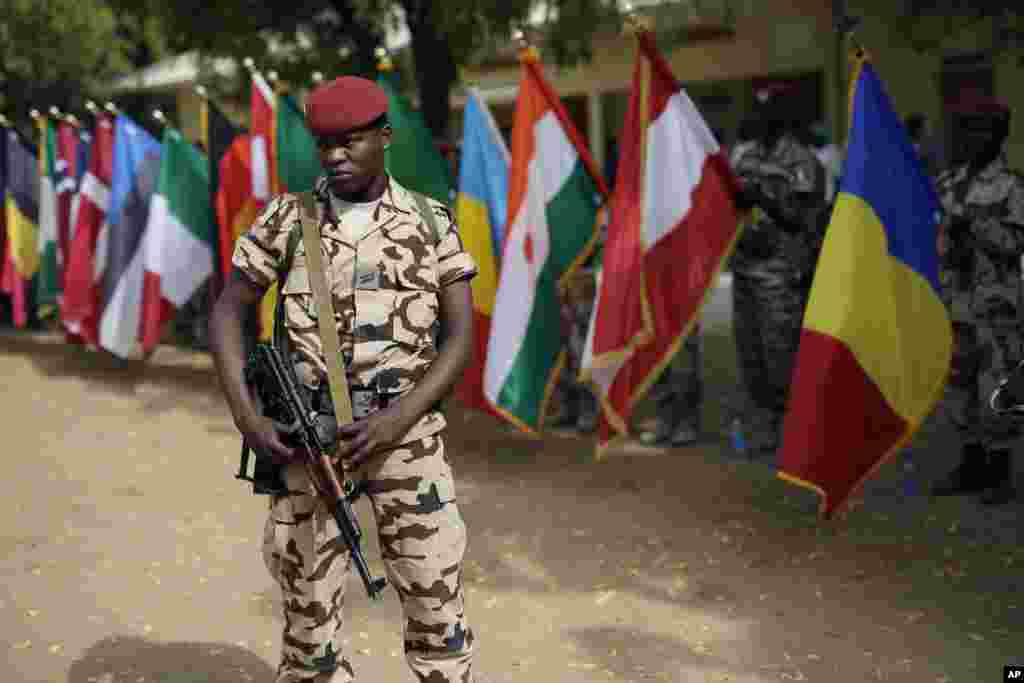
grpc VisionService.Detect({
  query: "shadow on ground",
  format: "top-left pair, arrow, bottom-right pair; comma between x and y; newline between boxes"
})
0,333 -> 219,397
67,636 -> 275,683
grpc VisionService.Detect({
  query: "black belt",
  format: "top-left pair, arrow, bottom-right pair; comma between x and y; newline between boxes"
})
350,385 -> 391,420
311,380 -> 392,420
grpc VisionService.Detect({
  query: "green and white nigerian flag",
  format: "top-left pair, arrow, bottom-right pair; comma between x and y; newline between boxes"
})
140,127 -> 214,353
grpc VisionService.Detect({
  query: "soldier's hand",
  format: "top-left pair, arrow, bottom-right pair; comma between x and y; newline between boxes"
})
237,414 -> 296,464
335,404 -> 418,470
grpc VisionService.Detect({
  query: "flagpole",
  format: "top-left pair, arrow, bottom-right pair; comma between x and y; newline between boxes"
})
624,6 -> 658,346
151,108 -> 174,132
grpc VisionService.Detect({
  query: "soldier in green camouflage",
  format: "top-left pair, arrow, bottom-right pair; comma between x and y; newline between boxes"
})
210,76 -> 479,682
549,266 -> 599,433
638,325 -> 702,447
932,91 -> 1023,506
728,84 -> 828,456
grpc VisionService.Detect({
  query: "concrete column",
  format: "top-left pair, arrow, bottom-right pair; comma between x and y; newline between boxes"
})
587,89 -> 605,180
175,85 -> 203,145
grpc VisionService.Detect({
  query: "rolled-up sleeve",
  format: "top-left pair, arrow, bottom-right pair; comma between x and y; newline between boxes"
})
230,195 -> 297,288
430,202 -> 478,288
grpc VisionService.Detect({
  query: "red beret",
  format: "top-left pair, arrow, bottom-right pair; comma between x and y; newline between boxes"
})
950,88 -> 1010,118
305,76 -> 389,136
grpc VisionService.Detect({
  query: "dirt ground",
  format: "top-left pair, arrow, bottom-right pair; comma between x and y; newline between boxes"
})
1,331 -> 1021,683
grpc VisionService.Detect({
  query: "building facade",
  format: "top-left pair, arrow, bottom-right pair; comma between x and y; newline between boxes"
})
105,1 -> 1024,176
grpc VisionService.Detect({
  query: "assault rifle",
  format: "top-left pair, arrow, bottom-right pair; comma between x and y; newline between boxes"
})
239,343 -> 389,601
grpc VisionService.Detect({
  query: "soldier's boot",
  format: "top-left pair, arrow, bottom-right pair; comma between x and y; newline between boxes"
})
639,419 -> 673,446
670,419 -> 699,447
547,390 -> 580,428
979,449 -> 1016,506
931,443 -> 990,496
749,411 -> 780,454
576,392 -> 599,434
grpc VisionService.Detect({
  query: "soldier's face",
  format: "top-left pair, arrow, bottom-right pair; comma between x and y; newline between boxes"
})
953,114 -> 1007,166
752,101 -> 787,142
317,124 -> 392,196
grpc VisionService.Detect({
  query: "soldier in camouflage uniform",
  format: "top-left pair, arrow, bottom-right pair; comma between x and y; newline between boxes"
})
729,84 -> 828,455
932,91 -> 1023,506
638,325 -> 703,447
210,76 -> 479,682
549,266 -> 600,433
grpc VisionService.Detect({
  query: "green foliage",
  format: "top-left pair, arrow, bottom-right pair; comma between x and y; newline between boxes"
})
0,0 -> 166,133
114,0 -> 624,137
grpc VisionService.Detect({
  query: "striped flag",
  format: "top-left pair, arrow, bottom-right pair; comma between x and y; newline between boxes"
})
140,127 -> 214,353
581,28 -> 742,454
2,129 -> 40,327
455,88 -> 509,414
378,65 -> 453,204
0,125 -> 6,320
55,121 -> 79,283
68,126 -> 93,246
778,53 -> 951,518
98,115 -> 162,358
251,70 -> 277,202
62,113 -> 114,345
483,46 -> 608,432
276,92 -> 321,194
215,134 -> 259,280
198,95 -> 241,300
36,116 -> 60,314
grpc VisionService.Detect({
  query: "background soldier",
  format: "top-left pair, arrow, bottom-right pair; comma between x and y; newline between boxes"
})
638,325 -> 703,447
210,77 -> 480,682
933,90 -> 1023,506
549,265 -> 599,433
729,84 -> 828,456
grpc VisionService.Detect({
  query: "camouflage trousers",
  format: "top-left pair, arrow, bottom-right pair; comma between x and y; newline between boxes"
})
945,321 -> 1023,451
552,299 -> 598,423
732,274 -> 806,428
649,327 -> 702,427
262,434 -> 475,682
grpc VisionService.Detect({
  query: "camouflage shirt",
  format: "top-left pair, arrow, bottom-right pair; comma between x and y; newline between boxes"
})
936,154 -> 1024,325
729,133 -> 827,284
232,175 -> 478,444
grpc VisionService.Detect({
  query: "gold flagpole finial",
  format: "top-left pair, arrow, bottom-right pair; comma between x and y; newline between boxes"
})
623,3 -> 652,34
29,108 -> 41,121
65,113 -> 80,127
242,57 -> 256,72
48,106 -> 61,119
513,30 -> 539,62
267,70 -> 279,84
375,46 -> 393,72
152,108 -> 166,125
195,85 -> 209,99
85,100 -> 99,115
104,101 -> 119,115
311,71 -> 325,86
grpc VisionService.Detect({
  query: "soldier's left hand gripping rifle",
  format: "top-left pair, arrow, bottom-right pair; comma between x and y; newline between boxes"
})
239,344 -> 389,601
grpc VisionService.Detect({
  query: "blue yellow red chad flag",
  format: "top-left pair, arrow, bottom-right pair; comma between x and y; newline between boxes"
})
778,53 -> 952,519
454,88 -> 509,414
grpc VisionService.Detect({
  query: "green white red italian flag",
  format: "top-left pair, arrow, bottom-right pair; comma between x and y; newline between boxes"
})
483,47 -> 608,432
580,29 -> 742,454
36,116 -> 60,315
140,127 -> 214,353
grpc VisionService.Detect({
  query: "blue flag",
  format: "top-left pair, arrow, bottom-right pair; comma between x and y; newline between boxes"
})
98,115 -> 162,358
